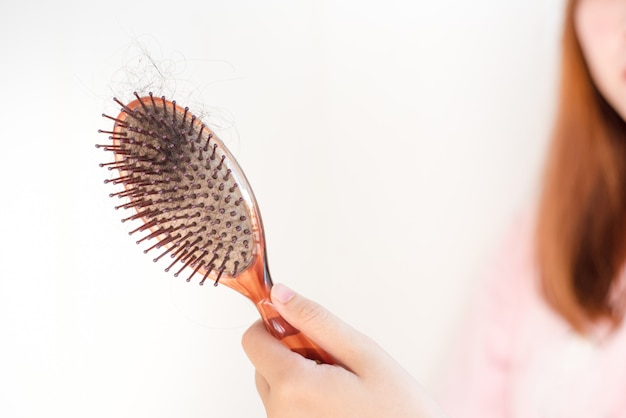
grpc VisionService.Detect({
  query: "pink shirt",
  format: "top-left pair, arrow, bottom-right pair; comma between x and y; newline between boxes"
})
440,213 -> 626,418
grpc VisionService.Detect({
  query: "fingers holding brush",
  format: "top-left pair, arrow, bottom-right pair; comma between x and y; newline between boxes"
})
269,283 -> 384,373
241,285 -> 449,418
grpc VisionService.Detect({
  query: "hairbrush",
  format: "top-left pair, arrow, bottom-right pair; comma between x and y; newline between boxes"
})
97,92 -> 333,364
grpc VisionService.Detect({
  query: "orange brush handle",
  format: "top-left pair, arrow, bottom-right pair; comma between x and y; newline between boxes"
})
221,256 -> 335,365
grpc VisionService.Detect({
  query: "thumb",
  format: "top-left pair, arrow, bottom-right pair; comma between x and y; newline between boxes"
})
270,283 -> 380,373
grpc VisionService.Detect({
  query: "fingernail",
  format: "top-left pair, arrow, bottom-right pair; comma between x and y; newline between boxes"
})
272,283 -> 295,304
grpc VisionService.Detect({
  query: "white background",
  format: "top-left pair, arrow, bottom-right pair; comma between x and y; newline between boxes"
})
1,0 -> 563,416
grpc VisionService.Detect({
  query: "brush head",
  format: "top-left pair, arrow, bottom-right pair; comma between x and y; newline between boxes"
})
98,93 -> 262,285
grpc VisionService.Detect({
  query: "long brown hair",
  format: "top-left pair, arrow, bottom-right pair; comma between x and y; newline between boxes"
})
536,0 -> 626,332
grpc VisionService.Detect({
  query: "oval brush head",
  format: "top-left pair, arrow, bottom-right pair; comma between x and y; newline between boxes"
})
98,93 -> 333,364
99,93 -> 255,286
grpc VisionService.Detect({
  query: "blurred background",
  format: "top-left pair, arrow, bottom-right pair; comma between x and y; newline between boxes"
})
0,0 -> 563,416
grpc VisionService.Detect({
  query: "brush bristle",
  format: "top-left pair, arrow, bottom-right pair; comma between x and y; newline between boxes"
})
98,92 -> 253,285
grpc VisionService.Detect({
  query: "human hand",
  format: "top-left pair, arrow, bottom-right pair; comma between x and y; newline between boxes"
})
241,284 -> 448,418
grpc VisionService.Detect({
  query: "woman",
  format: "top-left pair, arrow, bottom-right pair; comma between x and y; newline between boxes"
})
241,0 -> 626,416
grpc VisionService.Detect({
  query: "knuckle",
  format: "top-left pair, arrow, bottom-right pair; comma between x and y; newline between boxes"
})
241,327 -> 252,349
240,320 -> 263,352
273,375 -> 309,403
295,301 -> 329,329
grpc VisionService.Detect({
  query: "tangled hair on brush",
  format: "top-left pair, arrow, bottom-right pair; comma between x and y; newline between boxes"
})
107,40 -> 238,142
536,0 -> 626,333
109,41 -> 178,101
